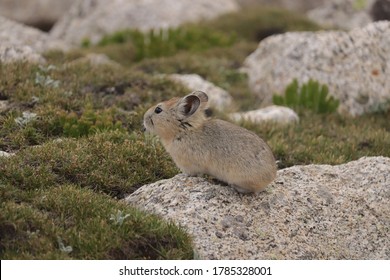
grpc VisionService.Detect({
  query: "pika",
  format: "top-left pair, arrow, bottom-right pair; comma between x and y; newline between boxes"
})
143,91 -> 277,193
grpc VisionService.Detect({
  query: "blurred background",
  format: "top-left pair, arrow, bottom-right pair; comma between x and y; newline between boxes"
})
0,0 -> 389,33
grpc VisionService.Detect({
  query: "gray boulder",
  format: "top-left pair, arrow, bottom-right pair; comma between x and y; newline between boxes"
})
168,74 -> 233,111
0,16 -> 69,63
0,0 -> 76,31
50,0 -> 239,45
243,21 -> 390,116
0,45 -> 45,64
230,106 -> 299,125
307,0 -> 375,30
126,156 -> 390,259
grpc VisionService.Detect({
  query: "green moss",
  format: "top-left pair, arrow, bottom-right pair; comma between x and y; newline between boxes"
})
0,131 -> 178,197
0,184 -> 192,259
54,103 -> 125,138
0,61 -> 188,151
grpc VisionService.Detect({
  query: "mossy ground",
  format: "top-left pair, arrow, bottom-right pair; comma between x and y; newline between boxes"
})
1,6 -> 389,259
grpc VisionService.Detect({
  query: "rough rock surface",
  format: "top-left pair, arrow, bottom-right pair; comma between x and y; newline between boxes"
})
0,45 -> 46,64
0,0 -> 76,31
168,74 -> 233,111
230,105 -> 299,125
0,16 -> 69,63
243,21 -> 390,116
50,0 -> 239,45
126,157 -> 390,259
307,0 -> 375,30
0,16 -> 68,52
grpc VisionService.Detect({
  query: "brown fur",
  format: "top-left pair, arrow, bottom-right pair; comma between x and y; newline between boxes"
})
143,91 -> 277,193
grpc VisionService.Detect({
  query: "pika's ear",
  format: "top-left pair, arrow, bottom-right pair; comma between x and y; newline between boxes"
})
178,94 -> 201,117
191,91 -> 208,103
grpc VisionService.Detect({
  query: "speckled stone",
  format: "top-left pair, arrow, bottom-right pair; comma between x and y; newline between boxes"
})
0,44 -> 45,64
307,0 -> 375,30
243,21 -> 390,116
126,157 -> 390,259
0,151 -> 15,157
0,16 -> 69,63
0,16 -> 68,53
168,74 -> 234,111
230,105 -> 299,125
0,100 -> 9,113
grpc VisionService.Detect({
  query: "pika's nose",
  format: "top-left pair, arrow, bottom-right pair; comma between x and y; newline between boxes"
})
141,119 -> 146,132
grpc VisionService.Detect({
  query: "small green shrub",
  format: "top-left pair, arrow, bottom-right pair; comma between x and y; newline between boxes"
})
97,27 -> 236,61
273,79 -> 339,114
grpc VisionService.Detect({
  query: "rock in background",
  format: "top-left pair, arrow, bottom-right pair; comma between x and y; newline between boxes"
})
230,106 -> 299,125
0,16 -> 69,63
168,74 -> 233,111
126,157 -> 390,259
307,0 -> 375,30
50,0 -> 239,45
243,21 -> 390,116
0,0 -> 76,31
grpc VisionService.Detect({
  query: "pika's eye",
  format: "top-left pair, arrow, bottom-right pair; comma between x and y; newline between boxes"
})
154,106 -> 163,114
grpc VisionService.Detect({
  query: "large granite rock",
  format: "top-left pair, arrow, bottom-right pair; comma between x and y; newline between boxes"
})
307,0 -> 375,30
243,21 -> 390,116
0,0 -> 76,31
126,157 -> 390,259
0,16 -> 69,63
50,0 -> 239,45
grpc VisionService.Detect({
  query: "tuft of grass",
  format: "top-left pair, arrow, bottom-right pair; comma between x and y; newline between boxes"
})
273,79 -> 340,114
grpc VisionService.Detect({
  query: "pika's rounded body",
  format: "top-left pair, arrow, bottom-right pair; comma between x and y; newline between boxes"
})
143,91 -> 277,193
